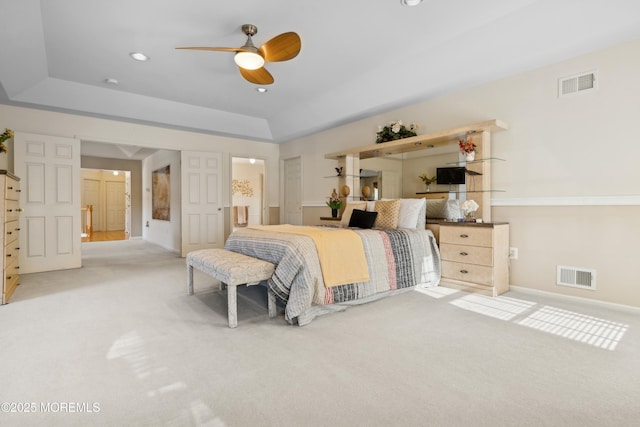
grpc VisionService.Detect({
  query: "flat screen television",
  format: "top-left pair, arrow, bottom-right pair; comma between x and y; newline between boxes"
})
436,167 -> 465,185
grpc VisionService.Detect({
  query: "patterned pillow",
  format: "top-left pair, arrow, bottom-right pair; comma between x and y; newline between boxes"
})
340,201 -> 367,227
373,199 -> 401,229
425,199 -> 461,220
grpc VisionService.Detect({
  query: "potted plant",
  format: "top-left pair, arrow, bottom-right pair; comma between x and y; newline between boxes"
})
459,137 -> 476,161
326,189 -> 343,218
0,128 -> 14,154
376,120 -> 417,144
419,173 -> 436,192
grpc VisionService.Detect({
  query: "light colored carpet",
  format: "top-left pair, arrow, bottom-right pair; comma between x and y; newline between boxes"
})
1,240 -> 639,427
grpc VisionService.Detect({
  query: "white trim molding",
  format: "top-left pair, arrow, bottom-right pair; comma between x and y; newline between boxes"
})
492,195 -> 640,207
509,286 -> 640,314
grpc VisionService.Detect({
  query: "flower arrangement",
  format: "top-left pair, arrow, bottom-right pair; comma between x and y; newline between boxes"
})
459,137 -> 476,154
419,173 -> 436,186
460,199 -> 479,219
0,128 -> 14,153
376,120 -> 417,144
326,188 -> 342,210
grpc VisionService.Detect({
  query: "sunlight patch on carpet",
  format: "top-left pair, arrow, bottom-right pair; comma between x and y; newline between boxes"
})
449,293 -> 536,320
414,285 -> 460,299
518,306 -> 628,351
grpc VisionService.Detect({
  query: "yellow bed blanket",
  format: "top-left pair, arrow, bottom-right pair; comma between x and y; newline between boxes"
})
248,225 -> 369,287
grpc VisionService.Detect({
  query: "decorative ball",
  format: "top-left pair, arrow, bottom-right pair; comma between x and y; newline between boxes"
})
340,185 -> 350,197
362,186 -> 371,198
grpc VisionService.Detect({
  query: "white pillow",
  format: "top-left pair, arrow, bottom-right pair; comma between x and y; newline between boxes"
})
340,201 -> 367,227
365,201 -> 376,212
397,198 -> 426,229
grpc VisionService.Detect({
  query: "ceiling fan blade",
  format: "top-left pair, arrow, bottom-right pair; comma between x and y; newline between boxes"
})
175,46 -> 243,52
239,67 -> 274,85
258,32 -> 301,62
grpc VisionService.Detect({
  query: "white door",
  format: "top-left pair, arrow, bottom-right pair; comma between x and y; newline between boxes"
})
124,172 -> 131,235
283,157 -> 302,225
82,178 -> 101,231
14,132 -> 81,273
105,181 -> 125,231
181,151 -> 223,256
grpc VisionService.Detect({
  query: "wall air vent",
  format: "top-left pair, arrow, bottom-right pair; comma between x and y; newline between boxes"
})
559,70 -> 597,98
557,266 -> 596,290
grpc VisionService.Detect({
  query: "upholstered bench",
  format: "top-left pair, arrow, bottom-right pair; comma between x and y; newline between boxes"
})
186,248 -> 277,328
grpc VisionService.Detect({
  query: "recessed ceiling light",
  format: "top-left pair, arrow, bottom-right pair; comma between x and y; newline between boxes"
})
400,0 -> 423,6
256,87 -> 268,93
129,52 -> 149,61
104,78 -> 119,85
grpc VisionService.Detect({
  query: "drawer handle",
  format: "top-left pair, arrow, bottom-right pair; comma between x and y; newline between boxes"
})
6,231 -> 11,235
6,254 -> 10,257
459,252 -> 468,256
6,275 -> 11,280
460,234 -> 469,238
15,228 -> 20,231
7,209 -> 12,212
16,189 -> 21,193
7,186 -> 12,190
16,208 -> 23,212
460,269 -> 469,274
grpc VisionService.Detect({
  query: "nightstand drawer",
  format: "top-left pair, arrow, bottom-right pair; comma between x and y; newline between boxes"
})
440,243 -> 493,266
440,226 -> 492,247
442,260 -> 493,285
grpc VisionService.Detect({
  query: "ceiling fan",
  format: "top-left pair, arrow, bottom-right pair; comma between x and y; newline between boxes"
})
176,24 -> 301,85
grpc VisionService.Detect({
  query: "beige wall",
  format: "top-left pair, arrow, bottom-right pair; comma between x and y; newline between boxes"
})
281,38 -> 640,308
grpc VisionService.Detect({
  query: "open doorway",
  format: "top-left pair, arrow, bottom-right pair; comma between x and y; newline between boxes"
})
81,168 -> 131,242
231,157 -> 266,231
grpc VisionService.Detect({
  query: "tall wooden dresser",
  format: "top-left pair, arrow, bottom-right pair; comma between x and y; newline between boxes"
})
1,171 -> 21,304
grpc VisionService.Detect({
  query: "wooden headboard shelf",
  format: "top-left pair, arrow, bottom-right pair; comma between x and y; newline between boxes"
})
324,119 -> 508,160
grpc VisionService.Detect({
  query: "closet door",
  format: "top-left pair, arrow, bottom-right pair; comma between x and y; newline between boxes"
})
181,151 -> 224,256
14,132 -> 81,273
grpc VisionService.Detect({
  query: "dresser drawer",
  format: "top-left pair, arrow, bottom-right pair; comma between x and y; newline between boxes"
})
5,177 -> 20,201
442,260 -> 493,285
440,226 -> 493,247
5,236 -> 20,263
5,220 -> 19,245
5,199 -> 20,221
440,243 -> 493,266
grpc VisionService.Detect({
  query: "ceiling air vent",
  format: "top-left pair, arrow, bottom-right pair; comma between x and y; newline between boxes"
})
557,265 -> 596,290
559,70 -> 597,98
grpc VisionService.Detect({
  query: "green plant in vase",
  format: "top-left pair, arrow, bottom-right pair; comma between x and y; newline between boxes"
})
419,173 -> 436,192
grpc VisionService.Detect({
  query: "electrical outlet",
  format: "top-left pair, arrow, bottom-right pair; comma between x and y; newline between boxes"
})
509,247 -> 518,259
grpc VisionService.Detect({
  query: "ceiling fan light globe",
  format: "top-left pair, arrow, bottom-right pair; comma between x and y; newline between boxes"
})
234,52 -> 265,70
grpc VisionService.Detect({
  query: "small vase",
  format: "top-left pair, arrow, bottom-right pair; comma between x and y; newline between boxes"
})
426,184 -> 431,192
465,151 -> 475,161
331,208 -> 338,218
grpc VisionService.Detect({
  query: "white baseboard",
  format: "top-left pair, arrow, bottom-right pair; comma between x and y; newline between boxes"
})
509,285 -> 640,314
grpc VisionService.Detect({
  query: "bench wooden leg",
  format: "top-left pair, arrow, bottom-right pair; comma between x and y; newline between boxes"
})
227,283 -> 238,328
187,264 -> 194,295
268,288 -> 277,318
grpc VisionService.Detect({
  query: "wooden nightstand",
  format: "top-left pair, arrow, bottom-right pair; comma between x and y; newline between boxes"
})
438,222 -> 509,296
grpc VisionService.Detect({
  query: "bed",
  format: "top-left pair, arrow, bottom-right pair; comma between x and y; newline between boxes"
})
224,220 -> 441,325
